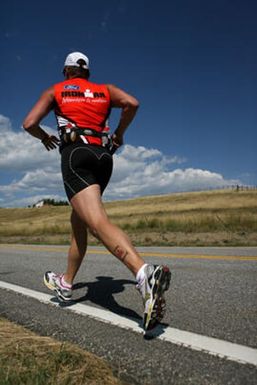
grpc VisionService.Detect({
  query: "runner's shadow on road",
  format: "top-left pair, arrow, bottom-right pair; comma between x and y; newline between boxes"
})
74,276 -> 141,322
51,276 -> 168,338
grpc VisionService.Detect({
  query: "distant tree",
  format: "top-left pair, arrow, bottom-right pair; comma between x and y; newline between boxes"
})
32,198 -> 69,207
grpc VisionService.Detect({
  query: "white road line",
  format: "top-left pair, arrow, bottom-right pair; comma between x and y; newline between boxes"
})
1,280 -> 257,367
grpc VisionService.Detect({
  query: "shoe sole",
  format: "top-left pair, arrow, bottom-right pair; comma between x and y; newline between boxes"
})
43,273 -> 72,302
144,265 -> 171,331
43,273 -> 55,291
54,287 -> 72,302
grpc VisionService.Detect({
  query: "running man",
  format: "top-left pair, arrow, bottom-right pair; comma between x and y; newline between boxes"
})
23,51 -> 171,331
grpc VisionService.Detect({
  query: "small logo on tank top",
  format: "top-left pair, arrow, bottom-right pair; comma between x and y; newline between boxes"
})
64,85 -> 80,90
84,89 -> 94,98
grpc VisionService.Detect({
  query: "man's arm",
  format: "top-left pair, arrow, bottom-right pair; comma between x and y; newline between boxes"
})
23,86 -> 59,150
106,84 -> 139,149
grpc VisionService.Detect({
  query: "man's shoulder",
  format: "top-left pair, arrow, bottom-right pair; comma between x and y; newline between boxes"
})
53,78 -> 109,91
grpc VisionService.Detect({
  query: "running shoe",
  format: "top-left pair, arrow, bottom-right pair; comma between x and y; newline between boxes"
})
137,264 -> 171,331
44,271 -> 72,302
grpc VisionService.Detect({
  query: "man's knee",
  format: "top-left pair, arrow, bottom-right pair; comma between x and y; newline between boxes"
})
87,222 -> 97,238
87,218 -> 102,239
88,216 -> 110,240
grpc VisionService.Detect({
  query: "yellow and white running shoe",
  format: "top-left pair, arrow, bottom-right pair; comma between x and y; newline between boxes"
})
44,271 -> 72,302
137,264 -> 171,331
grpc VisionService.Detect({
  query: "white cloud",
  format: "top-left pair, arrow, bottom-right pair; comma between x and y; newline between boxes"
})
0,115 -> 59,172
110,145 -> 185,184
0,169 -> 62,194
0,115 -> 64,207
105,146 -> 239,200
0,114 -> 240,207
0,115 -> 12,132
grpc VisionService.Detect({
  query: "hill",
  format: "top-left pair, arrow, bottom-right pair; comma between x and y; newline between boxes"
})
0,189 -> 256,246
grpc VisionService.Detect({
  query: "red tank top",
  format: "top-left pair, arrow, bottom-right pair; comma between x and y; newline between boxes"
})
54,78 -> 111,145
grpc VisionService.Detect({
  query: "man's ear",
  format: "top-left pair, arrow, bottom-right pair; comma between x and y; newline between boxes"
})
63,67 -> 68,77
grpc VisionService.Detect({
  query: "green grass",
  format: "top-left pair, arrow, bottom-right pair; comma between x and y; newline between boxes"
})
121,214 -> 257,233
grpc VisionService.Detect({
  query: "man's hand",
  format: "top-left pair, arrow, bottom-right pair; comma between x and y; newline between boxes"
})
41,135 -> 60,151
111,133 -> 124,154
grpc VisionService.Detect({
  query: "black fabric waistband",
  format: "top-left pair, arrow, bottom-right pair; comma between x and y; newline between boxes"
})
61,126 -> 109,138
60,127 -> 110,143
59,126 -> 115,153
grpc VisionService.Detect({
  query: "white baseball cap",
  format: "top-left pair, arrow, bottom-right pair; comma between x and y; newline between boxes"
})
64,52 -> 89,69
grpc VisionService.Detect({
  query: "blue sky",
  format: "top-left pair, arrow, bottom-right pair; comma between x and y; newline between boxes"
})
0,0 -> 257,207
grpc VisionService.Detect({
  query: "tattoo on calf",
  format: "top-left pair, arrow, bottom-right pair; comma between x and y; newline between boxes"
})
113,245 -> 128,262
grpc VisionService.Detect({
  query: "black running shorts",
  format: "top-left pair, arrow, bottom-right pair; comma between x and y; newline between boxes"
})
61,143 -> 113,201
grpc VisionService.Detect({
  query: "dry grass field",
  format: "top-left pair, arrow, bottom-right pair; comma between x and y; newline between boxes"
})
0,189 -> 256,246
0,318 -> 124,385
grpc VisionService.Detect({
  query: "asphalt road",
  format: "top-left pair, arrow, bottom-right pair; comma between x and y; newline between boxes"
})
0,244 -> 257,385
